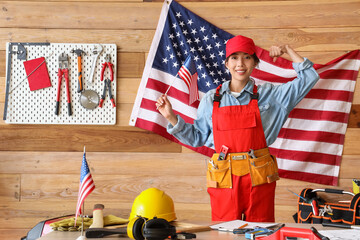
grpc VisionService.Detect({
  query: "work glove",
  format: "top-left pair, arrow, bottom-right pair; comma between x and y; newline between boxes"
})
50,214 -> 128,231
50,217 -> 92,231
103,214 -> 129,226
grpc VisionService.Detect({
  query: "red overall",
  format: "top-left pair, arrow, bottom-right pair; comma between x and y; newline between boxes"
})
208,84 -> 276,222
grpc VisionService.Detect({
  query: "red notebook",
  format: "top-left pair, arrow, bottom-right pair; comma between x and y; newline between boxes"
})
23,57 -> 52,91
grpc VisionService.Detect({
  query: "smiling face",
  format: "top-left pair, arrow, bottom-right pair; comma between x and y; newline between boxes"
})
225,52 -> 257,84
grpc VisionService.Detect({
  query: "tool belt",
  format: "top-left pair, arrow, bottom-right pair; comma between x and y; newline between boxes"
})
206,147 -> 279,188
293,188 -> 360,225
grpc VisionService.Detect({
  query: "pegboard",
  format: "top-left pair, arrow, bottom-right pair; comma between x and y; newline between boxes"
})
4,43 -> 117,125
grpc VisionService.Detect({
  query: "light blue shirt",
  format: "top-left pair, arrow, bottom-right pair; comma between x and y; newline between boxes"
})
167,58 -> 320,150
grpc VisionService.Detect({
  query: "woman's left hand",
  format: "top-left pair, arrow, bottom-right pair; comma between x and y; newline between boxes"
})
269,45 -> 288,62
269,45 -> 304,63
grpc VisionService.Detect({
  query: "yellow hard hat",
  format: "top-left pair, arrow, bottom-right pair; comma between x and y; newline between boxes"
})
129,188 -> 176,222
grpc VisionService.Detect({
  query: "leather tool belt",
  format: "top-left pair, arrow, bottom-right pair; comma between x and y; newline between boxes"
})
207,147 -> 280,188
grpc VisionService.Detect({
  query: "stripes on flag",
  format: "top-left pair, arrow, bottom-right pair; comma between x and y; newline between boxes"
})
75,153 -> 95,221
130,0 -> 360,186
177,55 -> 199,105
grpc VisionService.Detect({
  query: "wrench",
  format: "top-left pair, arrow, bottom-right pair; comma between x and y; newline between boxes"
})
88,44 -> 103,85
248,149 -> 256,159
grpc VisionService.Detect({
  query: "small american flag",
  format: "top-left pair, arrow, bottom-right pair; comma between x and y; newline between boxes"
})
75,152 -> 95,221
130,0 -> 360,185
178,55 -> 199,105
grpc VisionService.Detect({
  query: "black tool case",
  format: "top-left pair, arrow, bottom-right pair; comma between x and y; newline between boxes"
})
293,188 -> 360,225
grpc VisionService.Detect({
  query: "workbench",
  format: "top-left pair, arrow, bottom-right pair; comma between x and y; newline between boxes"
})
37,223 -> 338,240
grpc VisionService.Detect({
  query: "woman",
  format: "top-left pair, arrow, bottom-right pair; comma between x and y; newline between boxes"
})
156,35 -> 319,222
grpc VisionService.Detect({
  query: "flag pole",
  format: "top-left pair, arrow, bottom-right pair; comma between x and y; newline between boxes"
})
81,146 -> 85,236
76,146 -> 86,240
156,73 -> 178,110
164,73 -> 179,95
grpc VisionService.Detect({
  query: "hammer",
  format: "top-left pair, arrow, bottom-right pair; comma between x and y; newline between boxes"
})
71,49 -> 86,92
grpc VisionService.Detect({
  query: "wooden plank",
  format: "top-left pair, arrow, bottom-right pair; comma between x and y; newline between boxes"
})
343,128 -> 360,155
1,28 -> 360,53
0,2 -> 162,30
348,104 -> 360,128
274,204 -> 296,223
230,27 -> 360,51
0,125 -> 181,152
117,78 -> 141,104
0,29 -> 154,52
353,80 -> 360,106
117,53 -> 145,78
0,52 -> 4,77
0,229 -> 29,240
20,174 -> 208,203
0,152 -> 206,175
1,1 -> 360,29
18,0 -> 142,1
118,103 -> 134,126
339,155 -> 360,178
0,174 -> 20,202
151,0 -> 283,1
182,1 -> 360,29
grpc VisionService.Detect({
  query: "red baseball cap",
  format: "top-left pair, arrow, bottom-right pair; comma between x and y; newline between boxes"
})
226,35 -> 256,58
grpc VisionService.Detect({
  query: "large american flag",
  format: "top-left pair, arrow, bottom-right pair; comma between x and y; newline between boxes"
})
75,152 -> 95,221
130,0 -> 360,186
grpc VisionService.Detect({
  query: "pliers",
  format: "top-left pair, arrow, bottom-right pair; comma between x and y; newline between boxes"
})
99,54 -> 115,108
55,53 -> 72,115
99,78 -> 116,108
100,54 -> 114,81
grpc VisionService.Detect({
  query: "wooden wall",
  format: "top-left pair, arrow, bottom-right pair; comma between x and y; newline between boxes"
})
0,0 -> 360,239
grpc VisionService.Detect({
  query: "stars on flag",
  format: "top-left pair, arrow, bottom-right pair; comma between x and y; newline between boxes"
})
155,10 -> 232,90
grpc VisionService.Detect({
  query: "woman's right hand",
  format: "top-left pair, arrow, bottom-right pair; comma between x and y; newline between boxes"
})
155,94 -> 178,126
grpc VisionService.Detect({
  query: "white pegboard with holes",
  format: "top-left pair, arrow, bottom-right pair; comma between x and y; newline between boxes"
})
4,43 -> 117,125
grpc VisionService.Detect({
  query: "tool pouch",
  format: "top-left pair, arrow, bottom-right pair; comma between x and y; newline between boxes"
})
293,188 -> 360,225
248,153 -> 279,186
206,155 -> 232,188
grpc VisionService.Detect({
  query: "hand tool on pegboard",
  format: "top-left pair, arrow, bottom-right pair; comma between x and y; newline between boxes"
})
3,42 -> 50,120
88,44 -> 103,85
77,47 -> 100,110
55,53 -> 72,116
99,79 -> 116,108
99,54 -> 116,108
71,49 -> 86,93
80,90 -> 100,110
